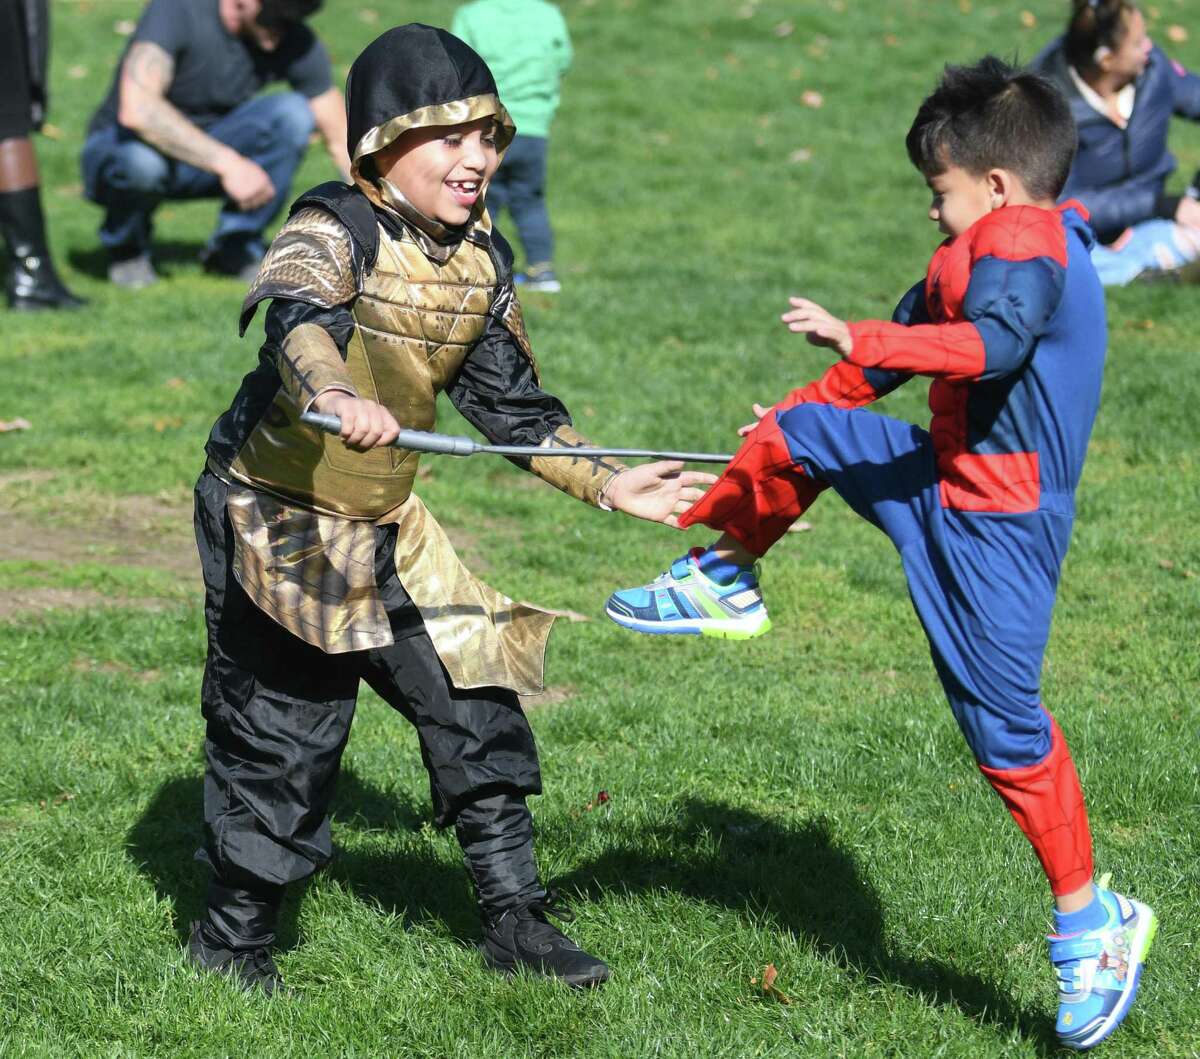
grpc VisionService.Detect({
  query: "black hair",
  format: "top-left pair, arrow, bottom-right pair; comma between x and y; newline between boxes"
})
905,55 -> 1077,201
1064,0 -> 1138,71
258,0 -> 322,30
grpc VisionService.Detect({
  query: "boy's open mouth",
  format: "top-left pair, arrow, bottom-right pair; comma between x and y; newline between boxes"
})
446,179 -> 480,206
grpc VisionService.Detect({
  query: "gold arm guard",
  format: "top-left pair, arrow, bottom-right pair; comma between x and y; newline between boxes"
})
528,425 -> 629,507
240,207 -> 358,334
278,322 -> 357,410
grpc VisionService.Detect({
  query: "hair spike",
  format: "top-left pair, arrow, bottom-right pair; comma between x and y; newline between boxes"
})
905,55 -> 1077,201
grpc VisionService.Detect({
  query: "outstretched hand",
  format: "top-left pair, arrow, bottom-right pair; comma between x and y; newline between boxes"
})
781,297 -> 853,358
604,462 -> 718,527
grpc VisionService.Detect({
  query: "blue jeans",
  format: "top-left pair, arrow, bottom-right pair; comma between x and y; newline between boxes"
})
80,91 -> 314,258
1090,218 -> 1200,286
487,134 -> 553,267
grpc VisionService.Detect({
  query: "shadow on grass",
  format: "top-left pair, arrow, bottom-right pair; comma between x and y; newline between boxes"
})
127,780 -> 1053,1052
68,239 -> 210,279
557,799 -> 1057,1055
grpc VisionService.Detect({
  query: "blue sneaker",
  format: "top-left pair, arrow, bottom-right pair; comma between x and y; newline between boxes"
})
515,264 -> 561,293
1049,874 -> 1158,1051
604,548 -> 771,639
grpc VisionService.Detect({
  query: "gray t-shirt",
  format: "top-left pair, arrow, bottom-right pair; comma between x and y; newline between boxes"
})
88,0 -> 331,134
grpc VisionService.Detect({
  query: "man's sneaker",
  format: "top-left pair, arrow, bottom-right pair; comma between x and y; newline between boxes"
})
107,251 -> 158,290
1049,874 -> 1158,1051
480,891 -> 610,988
514,263 -> 561,293
605,547 -> 771,639
187,920 -> 287,996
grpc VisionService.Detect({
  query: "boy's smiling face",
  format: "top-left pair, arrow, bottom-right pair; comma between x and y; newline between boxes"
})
374,117 -> 501,225
925,164 -> 995,238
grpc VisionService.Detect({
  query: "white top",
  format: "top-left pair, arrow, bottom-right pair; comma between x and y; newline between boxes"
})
1068,63 -> 1136,127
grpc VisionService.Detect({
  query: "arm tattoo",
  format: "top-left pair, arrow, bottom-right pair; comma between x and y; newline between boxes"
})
120,42 -> 227,171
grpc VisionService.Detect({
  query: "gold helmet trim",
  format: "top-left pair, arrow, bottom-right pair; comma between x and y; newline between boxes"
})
351,93 -> 516,168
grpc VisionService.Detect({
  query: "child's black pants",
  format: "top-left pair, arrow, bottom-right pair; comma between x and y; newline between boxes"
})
192,471 -> 545,944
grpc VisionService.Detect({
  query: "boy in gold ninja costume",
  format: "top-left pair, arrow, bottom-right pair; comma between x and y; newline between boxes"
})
191,23 -> 711,992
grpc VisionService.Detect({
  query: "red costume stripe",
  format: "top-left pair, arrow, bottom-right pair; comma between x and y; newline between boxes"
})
977,711 -> 1094,896
847,320 -> 986,381
777,360 -> 882,411
676,412 -> 824,556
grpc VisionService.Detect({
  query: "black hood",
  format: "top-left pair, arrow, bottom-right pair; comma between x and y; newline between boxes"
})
345,23 -> 515,169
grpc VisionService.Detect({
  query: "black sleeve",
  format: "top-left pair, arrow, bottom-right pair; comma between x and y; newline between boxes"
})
282,25 -> 332,99
262,297 -> 355,358
446,314 -> 571,468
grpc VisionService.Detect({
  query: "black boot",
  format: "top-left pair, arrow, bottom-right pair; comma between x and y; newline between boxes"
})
0,187 -> 86,310
457,791 -> 610,988
186,879 -> 287,995
480,890 -> 610,988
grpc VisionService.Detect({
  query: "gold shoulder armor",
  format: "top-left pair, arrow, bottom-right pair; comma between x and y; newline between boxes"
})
239,207 -> 358,334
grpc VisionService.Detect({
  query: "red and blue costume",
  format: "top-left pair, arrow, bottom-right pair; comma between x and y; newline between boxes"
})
681,202 -> 1103,895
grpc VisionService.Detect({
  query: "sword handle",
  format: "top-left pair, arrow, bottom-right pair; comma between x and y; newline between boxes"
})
299,411 -> 480,456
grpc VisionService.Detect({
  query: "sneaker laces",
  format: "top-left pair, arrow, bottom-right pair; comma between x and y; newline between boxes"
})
231,946 -> 278,978
524,888 -> 576,925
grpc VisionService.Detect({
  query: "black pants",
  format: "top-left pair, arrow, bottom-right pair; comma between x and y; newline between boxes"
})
193,471 -> 544,932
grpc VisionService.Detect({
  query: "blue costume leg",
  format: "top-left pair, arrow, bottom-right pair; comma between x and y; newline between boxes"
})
773,403 -> 1094,893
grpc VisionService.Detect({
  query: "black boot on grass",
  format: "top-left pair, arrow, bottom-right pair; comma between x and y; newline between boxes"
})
0,188 -> 86,310
480,890 -> 610,988
187,879 -> 287,995
455,791 -> 611,988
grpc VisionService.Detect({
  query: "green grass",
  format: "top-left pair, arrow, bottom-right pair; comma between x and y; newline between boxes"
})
2,1 -> 1199,1055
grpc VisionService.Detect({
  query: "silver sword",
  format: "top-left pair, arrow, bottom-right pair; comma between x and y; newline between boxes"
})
300,411 -> 733,464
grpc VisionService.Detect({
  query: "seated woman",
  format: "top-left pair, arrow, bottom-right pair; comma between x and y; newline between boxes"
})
1033,0 -> 1200,286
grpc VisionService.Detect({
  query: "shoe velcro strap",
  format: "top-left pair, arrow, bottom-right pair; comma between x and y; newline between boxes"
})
1049,936 -> 1102,962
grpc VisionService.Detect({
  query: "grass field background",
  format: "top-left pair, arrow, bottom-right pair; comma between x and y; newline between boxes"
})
2,1 -> 1198,1055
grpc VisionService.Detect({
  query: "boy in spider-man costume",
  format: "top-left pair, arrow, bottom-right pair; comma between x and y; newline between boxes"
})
606,57 -> 1156,1051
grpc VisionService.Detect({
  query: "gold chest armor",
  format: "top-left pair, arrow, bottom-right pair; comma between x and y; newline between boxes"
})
230,224 -> 497,518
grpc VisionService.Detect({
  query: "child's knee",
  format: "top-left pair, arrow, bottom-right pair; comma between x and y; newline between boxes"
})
953,699 -> 1052,770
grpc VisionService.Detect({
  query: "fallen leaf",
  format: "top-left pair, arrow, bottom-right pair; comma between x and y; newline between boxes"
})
0,418 -> 31,433
705,66 -> 720,81
164,377 -> 187,390
114,18 -> 136,34
52,791 -> 75,806
801,90 -> 824,109
786,520 -> 814,533
788,148 -> 813,163
40,123 -> 63,140
1167,24 -> 1188,43
67,64 -> 88,79
883,33 -> 900,47
773,20 -> 795,37
957,0 -> 972,11
152,416 -> 183,432
1020,10 -> 1037,28
752,963 -> 793,1004
1158,559 -> 1175,570
736,3 -> 756,18
358,7 -> 378,22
